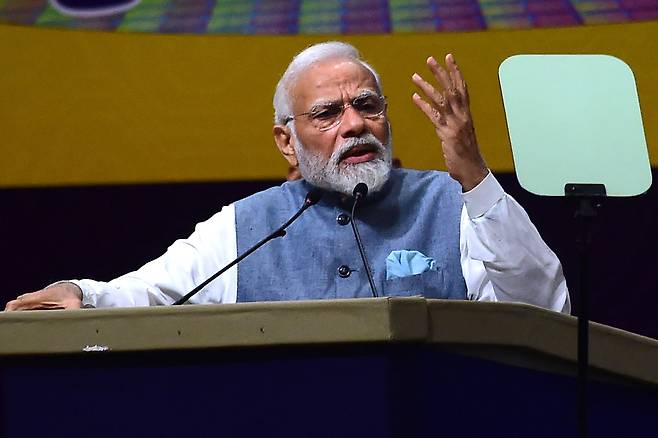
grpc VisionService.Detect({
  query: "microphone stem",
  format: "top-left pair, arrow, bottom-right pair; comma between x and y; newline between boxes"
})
173,201 -> 312,305
351,196 -> 378,298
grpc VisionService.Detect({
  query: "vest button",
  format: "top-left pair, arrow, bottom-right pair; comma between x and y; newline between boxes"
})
336,213 -> 351,226
337,265 -> 351,278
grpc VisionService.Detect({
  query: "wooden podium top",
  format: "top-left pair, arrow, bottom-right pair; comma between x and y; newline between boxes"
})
1,297 -> 656,385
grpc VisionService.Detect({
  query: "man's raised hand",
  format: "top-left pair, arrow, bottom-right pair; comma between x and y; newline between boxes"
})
411,53 -> 488,191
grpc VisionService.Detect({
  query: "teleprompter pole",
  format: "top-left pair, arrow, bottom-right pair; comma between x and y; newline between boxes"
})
565,183 -> 605,438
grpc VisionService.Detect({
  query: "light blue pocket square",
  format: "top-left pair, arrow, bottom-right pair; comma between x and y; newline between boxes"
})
385,250 -> 437,280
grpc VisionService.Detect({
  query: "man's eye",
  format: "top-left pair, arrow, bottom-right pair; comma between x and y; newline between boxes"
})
311,106 -> 341,120
354,96 -> 380,112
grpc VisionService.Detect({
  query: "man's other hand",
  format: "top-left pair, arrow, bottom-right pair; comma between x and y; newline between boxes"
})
4,283 -> 83,311
411,53 -> 488,192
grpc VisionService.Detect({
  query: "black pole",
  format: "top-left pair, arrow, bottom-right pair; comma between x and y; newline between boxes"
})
576,207 -> 592,438
565,183 -> 605,438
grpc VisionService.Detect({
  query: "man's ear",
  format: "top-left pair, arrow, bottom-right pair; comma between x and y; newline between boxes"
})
273,124 -> 299,167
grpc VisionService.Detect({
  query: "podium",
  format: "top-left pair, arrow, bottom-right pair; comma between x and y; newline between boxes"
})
1,298 -> 656,437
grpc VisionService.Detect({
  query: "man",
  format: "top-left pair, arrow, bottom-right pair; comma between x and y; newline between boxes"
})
5,41 -> 570,313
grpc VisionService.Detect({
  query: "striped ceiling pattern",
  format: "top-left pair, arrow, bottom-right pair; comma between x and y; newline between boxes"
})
1,0 -> 657,33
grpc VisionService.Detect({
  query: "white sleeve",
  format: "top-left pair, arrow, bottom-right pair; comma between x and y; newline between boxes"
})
459,172 -> 571,314
70,204 -> 239,308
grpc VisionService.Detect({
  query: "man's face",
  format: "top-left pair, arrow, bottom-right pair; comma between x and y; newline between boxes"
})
291,58 -> 390,162
286,58 -> 392,195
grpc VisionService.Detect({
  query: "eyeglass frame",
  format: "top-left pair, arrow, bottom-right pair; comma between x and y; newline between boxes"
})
283,92 -> 387,131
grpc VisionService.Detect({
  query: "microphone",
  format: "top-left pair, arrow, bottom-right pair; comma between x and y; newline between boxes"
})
173,189 -> 323,305
350,183 -> 378,298
353,182 -> 368,201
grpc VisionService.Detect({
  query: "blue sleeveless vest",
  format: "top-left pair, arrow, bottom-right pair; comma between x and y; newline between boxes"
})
234,168 -> 467,302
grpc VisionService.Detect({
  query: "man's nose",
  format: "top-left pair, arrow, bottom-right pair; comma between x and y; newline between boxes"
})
339,105 -> 366,137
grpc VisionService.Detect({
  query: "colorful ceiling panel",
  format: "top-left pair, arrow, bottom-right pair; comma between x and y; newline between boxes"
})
1,0 -> 657,33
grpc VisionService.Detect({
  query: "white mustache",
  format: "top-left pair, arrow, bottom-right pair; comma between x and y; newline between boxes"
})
331,134 -> 385,165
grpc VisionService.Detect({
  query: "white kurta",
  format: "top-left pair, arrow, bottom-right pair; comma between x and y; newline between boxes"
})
71,172 -> 571,313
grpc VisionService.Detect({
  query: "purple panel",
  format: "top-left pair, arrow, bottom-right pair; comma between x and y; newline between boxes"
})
255,0 -> 299,12
434,0 -> 481,5
345,0 -> 384,6
343,6 -> 389,20
54,0 -> 131,7
526,0 -> 574,14
344,22 -> 390,33
629,8 -> 658,17
393,17 -> 437,31
487,14 -> 534,27
73,13 -> 124,29
252,12 -> 297,26
343,0 -> 391,33
252,0 -> 299,34
619,0 -> 658,8
435,4 -> 481,18
254,25 -> 292,34
1,0 -> 48,25
582,10 -> 629,22
440,16 -> 486,29
534,12 -> 581,26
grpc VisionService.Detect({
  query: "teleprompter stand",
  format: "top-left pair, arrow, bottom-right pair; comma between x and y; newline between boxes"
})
499,54 -> 652,438
565,183 -> 606,438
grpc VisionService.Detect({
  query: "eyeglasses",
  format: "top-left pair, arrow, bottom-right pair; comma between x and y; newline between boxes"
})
285,93 -> 387,131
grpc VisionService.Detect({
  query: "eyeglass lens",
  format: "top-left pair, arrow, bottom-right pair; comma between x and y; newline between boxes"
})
310,95 -> 385,130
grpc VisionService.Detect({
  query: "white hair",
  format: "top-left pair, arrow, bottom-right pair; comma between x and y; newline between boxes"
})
273,41 -> 382,125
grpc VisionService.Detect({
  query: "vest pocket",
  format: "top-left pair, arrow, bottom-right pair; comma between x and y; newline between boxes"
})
382,269 -> 446,298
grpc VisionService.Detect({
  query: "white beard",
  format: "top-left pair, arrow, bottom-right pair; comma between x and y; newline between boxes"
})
291,126 -> 393,196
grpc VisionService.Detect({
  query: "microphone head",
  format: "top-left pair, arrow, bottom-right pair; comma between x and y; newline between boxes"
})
305,189 -> 324,206
353,183 -> 368,199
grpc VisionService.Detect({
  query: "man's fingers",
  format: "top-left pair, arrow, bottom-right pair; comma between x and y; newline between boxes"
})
4,291 -> 40,311
445,54 -> 470,109
412,93 -> 447,127
427,56 -> 465,116
5,300 -> 64,311
427,56 -> 453,93
442,54 -> 465,115
411,72 -> 450,112
15,291 -> 38,304
412,53 -> 470,117
4,286 -> 83,312
445,54 -> 459,87
445,86 -> 463,116
5,298 -> 33,311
